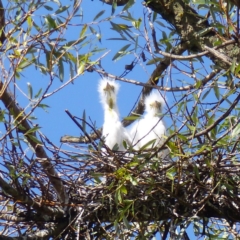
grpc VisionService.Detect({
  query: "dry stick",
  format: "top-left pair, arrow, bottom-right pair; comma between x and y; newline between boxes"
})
0,176 -> 64,218
61,68 -> 219,144
65,109 -> 99,150
192,92 -> 240,139
204,45 -> 233,66
64,30 -> 235,145
0,81 -> 68,206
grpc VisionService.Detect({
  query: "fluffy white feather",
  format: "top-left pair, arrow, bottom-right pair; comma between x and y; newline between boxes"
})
98,78 -> 130,151
129,91 -> 169,158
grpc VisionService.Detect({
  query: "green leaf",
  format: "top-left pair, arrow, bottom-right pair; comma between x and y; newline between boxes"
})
112,143 -> 119,151
58,59 -> 64,81
45,51 -> 51,70
123,0 -> 135,11
127,159 -> 139,168
33,21 -> 41,31
110,21 -> 132,32
166,141 -> 177,153
55,5 -> 70,14
146,57 -> 163,65
122,140 -> 127,149
80,24 -> 88,39
18,58 -> 33,70
112,44 -> 131,61
166,166 -> 177,180
93,10 -> 105,21
132,18 -> 142,29
89,26 -> 101,42
44,5 -> 53,11
27,135 -> 42,145
34,88 -> 42,98
123,115 -> 141,121
195,80 -> 202,89
202,88 -> 211,100
82,110 -> 86,132
116,189 -> 122,203
129,175 -> 137,185
0,110 -> 5,122
24,126 -> 41,135
192,106 -> 198,124
213,83 -> 220,100
27,16 -> 33,29
122,215 -> 131,229
232,124 -> 240,138
140,139 -> 156,150
45,15 -> 57,29
120,13 -> 135,22
77,62 -> 85,75
193,165 -> 200,180
111,0 -> 117,15
152,12 -> 157,22
107,37 -> 127,41
230,58 -> 236,74
27,82 -> 33,99
120,185 -> 127,195
234,63 -> 240,77
38,104 -> 50,110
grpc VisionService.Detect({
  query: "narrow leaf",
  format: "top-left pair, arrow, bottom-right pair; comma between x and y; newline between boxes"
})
27,82 -> 33,99
55,5 -> 70,14
232,124 -> 240,138
111,1 -> 117,15
34,88 -> 42,98
27,135 -> 42,145
77,62 -> 85,75
166,166 -> 176,180
24,126 -> 41,135
93,10 -> 105,21
80,24 -> 88,38
123,0 -> 135,11
213,83 -> 220,100
82,110 -> 86,132
58,58 -> 64,82
112,44 -> 131,61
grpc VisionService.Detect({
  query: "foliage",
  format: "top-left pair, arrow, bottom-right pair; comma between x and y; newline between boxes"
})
0,0 -> 240,239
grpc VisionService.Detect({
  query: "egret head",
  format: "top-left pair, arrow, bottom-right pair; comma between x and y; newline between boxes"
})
98,78 -> 120,110
145,91 -> 165,115
150,100 -> 162,112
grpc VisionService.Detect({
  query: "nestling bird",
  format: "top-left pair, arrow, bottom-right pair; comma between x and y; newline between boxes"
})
129,91 -> 169,159
98,78 -> 130,151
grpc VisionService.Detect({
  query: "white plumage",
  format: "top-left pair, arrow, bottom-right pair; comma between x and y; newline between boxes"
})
98,78 -> 130,151
129,91 -> 169,158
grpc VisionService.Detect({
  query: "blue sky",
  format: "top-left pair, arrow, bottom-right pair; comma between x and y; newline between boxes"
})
6,0 -> 160,144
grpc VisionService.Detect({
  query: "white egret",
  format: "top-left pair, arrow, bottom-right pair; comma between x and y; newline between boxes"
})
98,78 -> 130,151
129,91 -> 169,159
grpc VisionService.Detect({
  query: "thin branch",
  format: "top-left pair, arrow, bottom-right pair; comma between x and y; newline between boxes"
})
0,176 -> 64,219
0,81 -> 68,206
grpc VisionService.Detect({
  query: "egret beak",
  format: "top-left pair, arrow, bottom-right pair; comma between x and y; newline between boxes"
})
104,82 -> 115,93
103,83 -> 115,109
150,101 -> 161,110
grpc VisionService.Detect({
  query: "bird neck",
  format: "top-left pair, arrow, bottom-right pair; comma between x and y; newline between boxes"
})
104,107 -> 120,122
146,110 -> 159,117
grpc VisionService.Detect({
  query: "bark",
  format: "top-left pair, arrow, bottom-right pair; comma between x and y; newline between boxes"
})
64,0 -> 240,143
0,82 -> 68,206
144,0 -> 240,69
0,0 -> 5,43
63,0 -> 240,227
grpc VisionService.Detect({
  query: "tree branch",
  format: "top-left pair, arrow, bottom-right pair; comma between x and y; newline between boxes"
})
0,81 -> 68,206
0,176 -> 64,219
